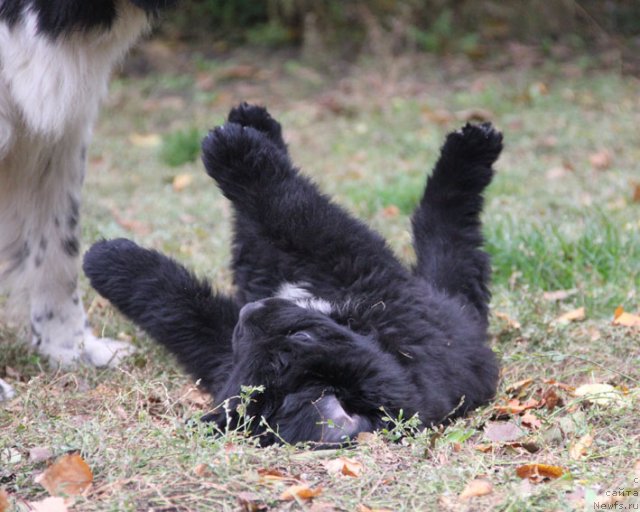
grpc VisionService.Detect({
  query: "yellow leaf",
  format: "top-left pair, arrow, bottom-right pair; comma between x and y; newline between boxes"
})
459,479 -> 493,500
515,463 -> 566,483
569,433 -> 593,460
612,307 -> 640,328
555,307 -> 585,324
34,453 -> 93,497
324,457 -> 363,477
280,484 -> 322,501
129,132 -> 161,148
172,173 -> 194,192
574,383 -> 624,406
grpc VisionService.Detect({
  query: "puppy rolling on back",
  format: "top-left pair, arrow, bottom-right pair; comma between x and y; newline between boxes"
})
84,104 -> 502,446
0,0 -> 174,399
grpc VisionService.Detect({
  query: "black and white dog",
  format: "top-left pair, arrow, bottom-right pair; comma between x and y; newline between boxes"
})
83,104 -> 501,446
0,0 -> 174,400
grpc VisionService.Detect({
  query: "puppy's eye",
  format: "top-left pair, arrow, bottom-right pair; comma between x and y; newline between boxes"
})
289,331 -> 313,342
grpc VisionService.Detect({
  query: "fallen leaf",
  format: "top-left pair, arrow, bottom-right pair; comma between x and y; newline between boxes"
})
455,107 -> 494,122
237,491 -> 268,512
324,457 -> 363,477
35,453 -> 93,497
381,205 -> 400,218
129,132 -> 161,148
505,378 -> 534,395
612,307 -> 640,328
574,383 -> 624,406
554,307 -> 585,324
633,182 -> 640,203
494,311 -> 521,330
309,502 -> 341,512
515,463 -> 566,483
193,463 -> 213,477
494,398 -> 540,415
257,468 -> 290,483
172,173 -> 193,192
542,289 -> 577,302
589,150 -> 612,170
29,446 -> 53,463
0,489 -> 8,512
357,505 -> 393,512
459,479 -> 493,500
280,484 -> 322,501
27,497 -> 69,512
521,411 -> 542,430
474,443 -> 493,453
569,433 -> 593,460
542,387 -> 562,411
484,421 -> 525,443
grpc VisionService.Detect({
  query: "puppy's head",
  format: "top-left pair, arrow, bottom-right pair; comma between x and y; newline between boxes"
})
214,297 -> 380,445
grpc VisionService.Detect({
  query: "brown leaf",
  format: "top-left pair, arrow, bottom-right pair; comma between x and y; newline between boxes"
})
484,421 -> 525,443
381,205 -> 400,218
505,378 -> 534,395
632,182 -> 640,203
257,468 -> 291,483
0,489 -> 9,512
494,398 -> 540,415
589,150 -> 612,170
193,463 -> 213,478
521,411 -> 542,430
35,453 -> 93,497
237,492 -> 268,512
324,457 -> 363,477
474,443 -> 493,453
542,387 -> 562,411
357,505 -> 393,512
455,107 -> 494,123
569,433 -> 593,460
280,484 -> 322,501
612,307 -> 640,328
459,479 -> 493,500
554,307 -> 585,324
515,464 -> 566,483
494,311 -> 521,330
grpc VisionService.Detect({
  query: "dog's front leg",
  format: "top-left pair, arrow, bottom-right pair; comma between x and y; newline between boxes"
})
25,129 -> 134,368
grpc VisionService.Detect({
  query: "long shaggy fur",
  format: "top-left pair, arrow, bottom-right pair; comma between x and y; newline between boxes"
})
0,0 -> 173,400
84,104 -> 502,445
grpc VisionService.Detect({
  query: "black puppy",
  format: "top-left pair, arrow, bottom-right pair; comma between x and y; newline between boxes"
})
84,104 -> 502,445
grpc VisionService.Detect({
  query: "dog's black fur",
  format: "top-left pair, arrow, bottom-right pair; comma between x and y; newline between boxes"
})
84,104 -> 502,446
0,0 -> 174,38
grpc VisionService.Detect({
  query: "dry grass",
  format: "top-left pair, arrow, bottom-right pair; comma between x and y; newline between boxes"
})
1,47 -> 639,511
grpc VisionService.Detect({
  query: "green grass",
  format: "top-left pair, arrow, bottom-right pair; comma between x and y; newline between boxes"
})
1,50 -> 639,511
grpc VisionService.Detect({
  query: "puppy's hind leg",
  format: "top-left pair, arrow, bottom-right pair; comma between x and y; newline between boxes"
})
83,238 -> 238,392
411,123 -> 503,320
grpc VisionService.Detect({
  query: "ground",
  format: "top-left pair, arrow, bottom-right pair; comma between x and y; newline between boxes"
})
1,46 -> 639,511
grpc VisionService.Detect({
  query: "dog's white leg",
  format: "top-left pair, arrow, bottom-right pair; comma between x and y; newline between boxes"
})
18,128 -> 135,368
0,378 -> 15,401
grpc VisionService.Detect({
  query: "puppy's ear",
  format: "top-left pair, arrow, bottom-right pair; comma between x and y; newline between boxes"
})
315,394 -> 372,442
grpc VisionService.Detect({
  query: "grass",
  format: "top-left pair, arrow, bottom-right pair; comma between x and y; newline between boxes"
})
1,48 -> 639,511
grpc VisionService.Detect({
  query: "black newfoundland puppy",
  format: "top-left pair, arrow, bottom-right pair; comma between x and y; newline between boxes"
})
84,104 -> 502,446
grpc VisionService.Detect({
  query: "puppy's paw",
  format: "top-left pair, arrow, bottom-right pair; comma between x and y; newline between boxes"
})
201,122 -> 288,198
444,122 -> 503,167
228,103 -> 286,151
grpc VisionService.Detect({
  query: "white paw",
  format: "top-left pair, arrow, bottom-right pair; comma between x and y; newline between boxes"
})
81,333 -> 136,368
0,378 -> 16,401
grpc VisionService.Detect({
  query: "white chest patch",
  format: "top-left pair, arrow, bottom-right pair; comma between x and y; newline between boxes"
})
275,282 -> 334,314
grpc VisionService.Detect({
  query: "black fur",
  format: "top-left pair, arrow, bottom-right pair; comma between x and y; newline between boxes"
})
0,0 -> 175,38
83,104 -> 502,446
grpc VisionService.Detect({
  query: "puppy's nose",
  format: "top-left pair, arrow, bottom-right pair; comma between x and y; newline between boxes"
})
239,300 -> 265,322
